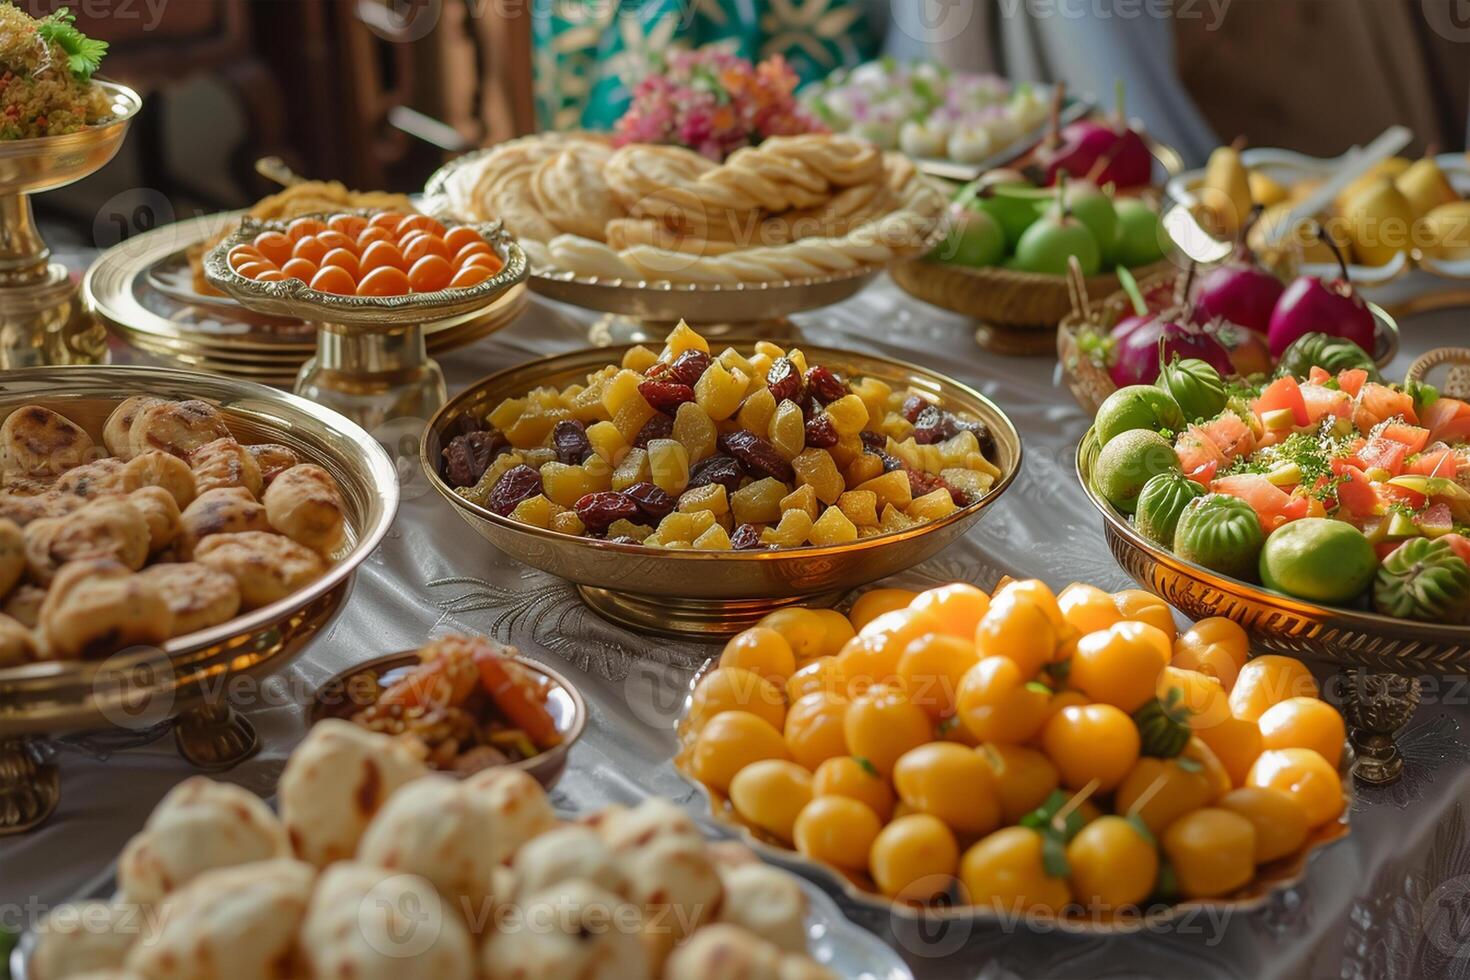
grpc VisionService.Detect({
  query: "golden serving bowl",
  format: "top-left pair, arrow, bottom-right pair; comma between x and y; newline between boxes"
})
673,655 -> 1351,934
421,343 -> 1022,638
0,366 -> 399,833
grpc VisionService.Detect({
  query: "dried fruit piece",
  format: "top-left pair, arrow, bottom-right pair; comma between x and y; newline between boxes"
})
687,454 -> 744,495
551,419 -> 592,465
509,494 -> 555,528
574,491 -> 640,531
636,379 -> 696,415
908,488 -> 959,521
550,510 -> 585,536
805,365 -> 848,403
859,430 -> 886,451
766,358 -> 802,403
761,509 -> 813,547
646,438 -> 690,495
692,524 -> 732,549
809,506 -> 858,545
622,345 -> 658,372
611,447 -> 650,491
721,429 -> 795,483
856,470 -> 913,510
730,523 -> 766,550
585,420 -> 626,464
731,477 -> 788,525
633,413 -> 674,449
539,461 -> 596,507
672,402 -> 718,463
913,406 -> 945,445
791,448 -> 845,505
668,349 -> 711,387
606,518 -> 653,542
694,361 -> 747,421
779,483 -> 819,521
804,414 -> 838,448
768,400 -> 806,460
737,388 -> 778,436
907,469 -> 966,507
825,395 -> 868,436
900,395 -> 930,424
624,482 -> 676,520
836,489 -> 879,527
677,483 -> 728,516
486,464 -> 542,516
442,430 -> 508,488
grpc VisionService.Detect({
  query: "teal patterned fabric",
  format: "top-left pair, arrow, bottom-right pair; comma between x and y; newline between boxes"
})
532,0 -> 879,132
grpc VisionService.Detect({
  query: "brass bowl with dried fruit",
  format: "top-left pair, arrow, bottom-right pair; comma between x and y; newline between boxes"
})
421,325 -> 1021,637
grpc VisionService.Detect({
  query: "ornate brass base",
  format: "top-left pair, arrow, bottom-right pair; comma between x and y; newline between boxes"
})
587,315 -> 800,347
0,263 -> 109,367
1341,670 -> 1421,786
0,737 -> 58,835
173,703 -> 260,770
295,321 -> 447,430
577,585 -> 846,638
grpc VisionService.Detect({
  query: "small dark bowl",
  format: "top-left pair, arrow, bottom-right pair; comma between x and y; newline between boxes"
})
309,650 -> 586,789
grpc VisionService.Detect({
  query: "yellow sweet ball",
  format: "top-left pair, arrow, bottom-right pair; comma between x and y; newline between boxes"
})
1069,621 -> 1172,712
786,656 -> 845,702
793,795 -> 882,871
1161,808 -> 1257,898
1172,617 -> 1250,691
1113,756 -> 1215,835
1112,589 -> 1177,640
834,633 -> 900,695
956,655 -> 1051,744
978,743 -> 1060,824
959,826 -> 1071,915
1247,748 -> 1344,827
843,684 -> 934,777
908,583 -> 991,638
1057,582 -> 1123,635
848,588 -> 918,632
688,666 -> 787,733
1157,665 -> 1232,730
783,691 -> 850,771
690,710 -> 790,794
1258,696 -> 1345,767
869,813 -> 960,902
974,591 -> 1058,676
897,633 -> 979,721
1229,656 -> 1319,723
993,579 -> 1065,631
757,607 -> 830,662
857,607 -> 943,663
808,608 -> 858,659
729,759 -> 813,844
1218,786 -> 1310,864
1066,815 -> 1159,910
1194,714 -> 1263,788
1040,703 -> 1140,792
1181,736 -> 1233,800
720,627 -> 797,683
892,742 -> 1001,837
813,756 -> 895,821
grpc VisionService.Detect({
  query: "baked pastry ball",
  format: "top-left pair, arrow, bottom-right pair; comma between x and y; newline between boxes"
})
104,395 -> 163,458
717,862 -> 809,953
38,559 -> 172,659
5,583 -> 44,627
0,516 -> 23,597
126,398 -> 231,460
121,449 -> 197,508
189,437 -> 263,497
617,833 -> 724,960
302,863 -> 475,980
24,497 -> 151,583
279,718 -> 427,867
664,923 -> 836,980
127,486 -> 182,555
598,797 -> 704,852
246,442 -> 300,485
0,404 -> 95,478
117,776 -> 292,905
55,457 -> 128,500
512,824 -> 629,898
125,859 -> 315,980
481,880 -> 649,980
135,563 -> 241,636
0,490 -> 80,527
263,463 -> 346,555
462,767 -> 557,864
193,531 -> 326,609
177,487 -> 271,559
28,901 -> 140,980
0,612 -> 36,667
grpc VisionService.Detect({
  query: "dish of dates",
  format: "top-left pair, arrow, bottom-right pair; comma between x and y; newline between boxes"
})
438,323 -> 1004,550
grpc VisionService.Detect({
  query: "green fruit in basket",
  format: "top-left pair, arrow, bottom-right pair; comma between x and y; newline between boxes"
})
1372,537 -> 1470,622
1157,357 -> 1228,422
1274,332 -> 1381,382
1259,518 -> 1377,603
1012,209 -> 1101,276
933,207 -> 1005,267
1134,471 -> 1206,547
1092,429 -> 1182,514
1114,198 -> 1166,268
967,183 -> 1048,250
1172,493 -> 1265,582
1048,181 -> 1118,267
1095,385 -> 1185,445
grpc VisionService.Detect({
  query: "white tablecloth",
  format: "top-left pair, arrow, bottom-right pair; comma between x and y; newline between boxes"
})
5,277 -> 1470,980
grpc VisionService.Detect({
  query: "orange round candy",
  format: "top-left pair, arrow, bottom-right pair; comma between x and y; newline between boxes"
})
320,248 -> 361,280
358,265 -> 411,297
280,257 -> 318,283
396,214 -> 446,239
227,245 -> 263,270
360,240 -> 406,275
453,240 -> 492,266
443,225 -> 483,255
235,261 -> 275,280
291,236 -> 327,265
449,264 -> 492,289
357,226 -> 393,249
407,255 -> 452,292
314,230 -> 356,254
403,234 -> 450,265
286,217 -> 326,242
253,269 -> 287,282
327,213 -> 368,238
367,211 -> 405,233
460,251 -> 503,273
309,265 -> 356,295
251,232 -> 293,266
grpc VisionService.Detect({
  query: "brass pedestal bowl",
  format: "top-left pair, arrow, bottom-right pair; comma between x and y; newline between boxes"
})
0,366 -> 399,833
422,343 -> 1022,639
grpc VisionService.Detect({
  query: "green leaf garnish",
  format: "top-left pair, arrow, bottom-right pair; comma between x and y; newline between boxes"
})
853,756 -> 879,779
1125,813 -> 1156,847
1024,680 -> 1053,695
37,8 -> 108,82
1040,831 -> 1071,878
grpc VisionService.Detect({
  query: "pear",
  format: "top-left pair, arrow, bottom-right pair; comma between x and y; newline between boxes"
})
1341,177 -> 1416,266
1248,171 -> 1288,207
1198,143 -> 1253,238
1395,157 -> 1459,219
1041,180 -> 1117,266
1114,198 -> 1165,267
1334,157 -> 1412,213
1010,176 -> 1101,276
1420,201 -> 1470,261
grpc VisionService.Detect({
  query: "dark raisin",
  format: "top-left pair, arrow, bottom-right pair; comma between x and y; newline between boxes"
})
486,464 -> 542,516
669,349 -> 711,387
633,413 -> 674,448
803,394 -> 825,420
719,430 -> 795,482
637,379 -> 695,415
574,491 -> 640,531
552,419 -> 592,466
804,414 -> 839,448
442,430 -> 508,488
913,405 -> 946,445
900,395 -> 929,424
730,523 -> 765,550
878,451 -> 905,472
687,455 -> 744,494
766,357 -> 801,403
643,361 -> 672,381
946,414 -> 997,458
624,482 -> 676,520
804,365 -> 847,403
859,430 -> 886,451
447,412 -> 485,439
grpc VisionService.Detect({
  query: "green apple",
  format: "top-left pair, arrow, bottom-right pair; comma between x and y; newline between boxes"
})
1048,182 -> 1117,268
1011,213 -> 1101,276
1114,198 -> 1166,267
932,207 -> 1005,267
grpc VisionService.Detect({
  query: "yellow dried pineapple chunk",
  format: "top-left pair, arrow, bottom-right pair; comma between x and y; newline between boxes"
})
527,386 -> 563,410
849,377 -> 892,430
731,477 -> 787,525
747,351 -> 774,381
808,505 -> 858,546
754,340 -> 785,361
660,321 -> 709,359
568,381 -> 612,423
671,402 -> 717,463
908,488 -> 958,521
509,494 -> 555,528
791,448 -> 844,505
936,430 -> 980,469
612,447 -> 651,491
880,412 -> 914,442
941,468 -> 992,500
694,361 -> 747,421
717,347 -> 755,378
825,394 -> 868,437
827,435 -> 865,471
585,421 -> 627,465
607,518 -> 654,541
768,400 -> 805,460
521,447 -> 557,470
779,483 -> 819,521
550,510 -> 586,536
843,452 -> 884,488
880,503 -> 918,532
488,396 -> 526,432
602,368 -> 656,440
857,470 -> 912,510
658,509 -> 716,540
836,489 -> 879,527
539,462 -> 595,507
504,409 -> 564,449
622,345 -> 659,373
760,509 -> 813,547
785,348 -> 810,375
693,523 -> 732,550
647,438 -> 690,495
677,483 -> 728,516
737,387 -> 777,435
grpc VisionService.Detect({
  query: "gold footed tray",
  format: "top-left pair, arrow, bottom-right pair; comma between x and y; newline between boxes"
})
421,343 -> 1022,639
0,365 -> 399,834
203,214 -> 528,429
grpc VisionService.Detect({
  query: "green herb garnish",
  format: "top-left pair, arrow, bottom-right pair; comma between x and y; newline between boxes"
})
37,8 -> 107,82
